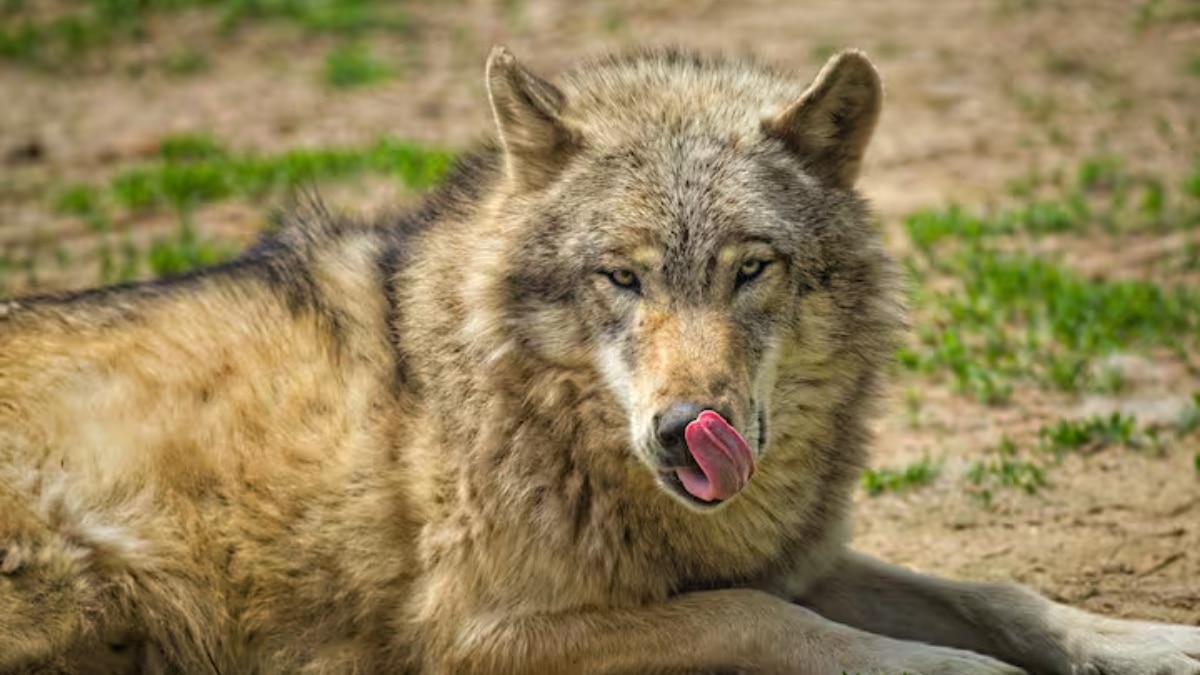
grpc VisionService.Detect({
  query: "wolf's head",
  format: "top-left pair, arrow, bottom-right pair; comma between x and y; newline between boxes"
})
480,47 -> 896,512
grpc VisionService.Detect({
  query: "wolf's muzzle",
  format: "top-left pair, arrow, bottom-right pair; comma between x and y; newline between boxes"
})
654,401 -> 734,462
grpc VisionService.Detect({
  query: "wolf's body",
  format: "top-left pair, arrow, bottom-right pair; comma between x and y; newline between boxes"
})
2,47 -> 1198,675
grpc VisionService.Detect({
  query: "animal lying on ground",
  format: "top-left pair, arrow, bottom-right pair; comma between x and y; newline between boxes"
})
2,44 -> 1199,675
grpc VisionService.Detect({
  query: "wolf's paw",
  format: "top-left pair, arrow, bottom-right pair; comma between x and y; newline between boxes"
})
832,636 -> 1028,675
1067,619 -> 1200,675
885,645 -> 1028,675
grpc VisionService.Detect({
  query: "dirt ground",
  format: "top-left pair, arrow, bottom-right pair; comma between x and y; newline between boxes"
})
2,0 -> 1198,627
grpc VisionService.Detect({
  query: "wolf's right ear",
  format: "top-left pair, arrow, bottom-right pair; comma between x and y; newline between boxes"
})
763,50 -> 883,189
486,46 -> 578,190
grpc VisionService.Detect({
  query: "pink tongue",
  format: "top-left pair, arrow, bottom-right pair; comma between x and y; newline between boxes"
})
677,411 -> 755,502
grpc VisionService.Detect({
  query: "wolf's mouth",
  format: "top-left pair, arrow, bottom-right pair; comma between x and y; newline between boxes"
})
651,407 -> 765,510
656,470 -> 726,510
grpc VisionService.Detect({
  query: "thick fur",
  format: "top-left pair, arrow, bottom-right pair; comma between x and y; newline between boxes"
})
2,47 -> 1198,675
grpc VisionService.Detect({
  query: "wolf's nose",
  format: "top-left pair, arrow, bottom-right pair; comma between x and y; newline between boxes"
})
655,402 -> 732,452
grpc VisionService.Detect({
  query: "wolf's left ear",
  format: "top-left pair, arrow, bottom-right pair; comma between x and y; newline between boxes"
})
764,50 -> 882,189
486,46 -> 578,190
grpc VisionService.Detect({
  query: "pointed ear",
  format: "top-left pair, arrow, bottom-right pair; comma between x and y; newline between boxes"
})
486,46 -> 578,190
763,49 -> 883,189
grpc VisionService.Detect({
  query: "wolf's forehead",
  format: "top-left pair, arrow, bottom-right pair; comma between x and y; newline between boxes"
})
579,134 -> 790,243
561,59 -> 798,142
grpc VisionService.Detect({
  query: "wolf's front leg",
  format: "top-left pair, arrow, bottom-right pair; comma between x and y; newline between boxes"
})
427,588 -> 1024,674
788,550 -> 1200,675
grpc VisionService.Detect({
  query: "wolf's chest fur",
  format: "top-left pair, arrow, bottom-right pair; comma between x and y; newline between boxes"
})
402,354 -> 851,608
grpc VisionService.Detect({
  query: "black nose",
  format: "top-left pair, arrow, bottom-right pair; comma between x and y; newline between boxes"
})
655,402 -> 733,451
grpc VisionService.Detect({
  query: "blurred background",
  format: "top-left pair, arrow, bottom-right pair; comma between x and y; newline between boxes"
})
1,0 -> 1198,623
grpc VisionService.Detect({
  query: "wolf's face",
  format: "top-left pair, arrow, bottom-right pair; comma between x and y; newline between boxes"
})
486,48 -> 884,511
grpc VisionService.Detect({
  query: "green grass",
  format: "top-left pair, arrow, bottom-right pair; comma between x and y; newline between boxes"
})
962,409 -> 1195,507
49,132 -> 453,286
0,0 -> 411,69
967,456 -> 1047,503
160,48 -> 210,76
965,436 -> 1048,506
937,249 -> 1200,392
158,132 -> 227,162
1135,0 -> 1200,27
1185,166 -> 1200,201
147,220 -> 236,278
950,251 -> 1196,352
862,457 -> 940,496
92,221 -> 235,284
228,0 -> 412,35
899,158 -> 1200,402
323,43 -> 392,88
1038,412 -> 1142,455
64,133 -> 452,216
55,184 -> 109,231
98,237 -> 143,285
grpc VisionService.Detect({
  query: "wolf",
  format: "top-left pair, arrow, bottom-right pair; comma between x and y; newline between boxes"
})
2,45 -> 1198,675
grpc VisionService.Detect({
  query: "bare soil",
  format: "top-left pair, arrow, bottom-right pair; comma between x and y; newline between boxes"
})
1,0 -> 1197,625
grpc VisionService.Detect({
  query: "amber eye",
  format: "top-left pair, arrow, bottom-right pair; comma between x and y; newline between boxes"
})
605,269 -> 642,294
736,259 -> 770,288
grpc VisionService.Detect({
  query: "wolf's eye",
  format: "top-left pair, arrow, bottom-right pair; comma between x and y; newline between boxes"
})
736,259 -> 770,288
605,269 -> 642,294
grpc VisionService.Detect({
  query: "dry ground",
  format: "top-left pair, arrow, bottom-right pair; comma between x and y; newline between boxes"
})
1,0 -> 1198,627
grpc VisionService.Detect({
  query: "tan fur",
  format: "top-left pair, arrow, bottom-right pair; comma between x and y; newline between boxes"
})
2,47 -> 1198,675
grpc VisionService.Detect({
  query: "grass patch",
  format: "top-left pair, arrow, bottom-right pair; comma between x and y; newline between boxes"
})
49,132 -> 453,286
0,0 -> 411,69
147,219 -> 237,278
1135,0 -> 1200,27
862,456 -> 940,496
56,185 -> 100,213
61,134 -> 452,217
158,132 -> 227,162
98,237 -> 143,285
1185,166 -> 1200,201
965,436 -> 1048,506
324,43 -> 392,88
1038,412 -> 1143,455
967,456 -> 1047,504
92,220 -> 235,284
55,184 -> 109,231
220,0 -> 412,35
959,407 -> 1200,504
160,48 -> 210,76
933,251 -> 1197,396
899,158 -> 1200,402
